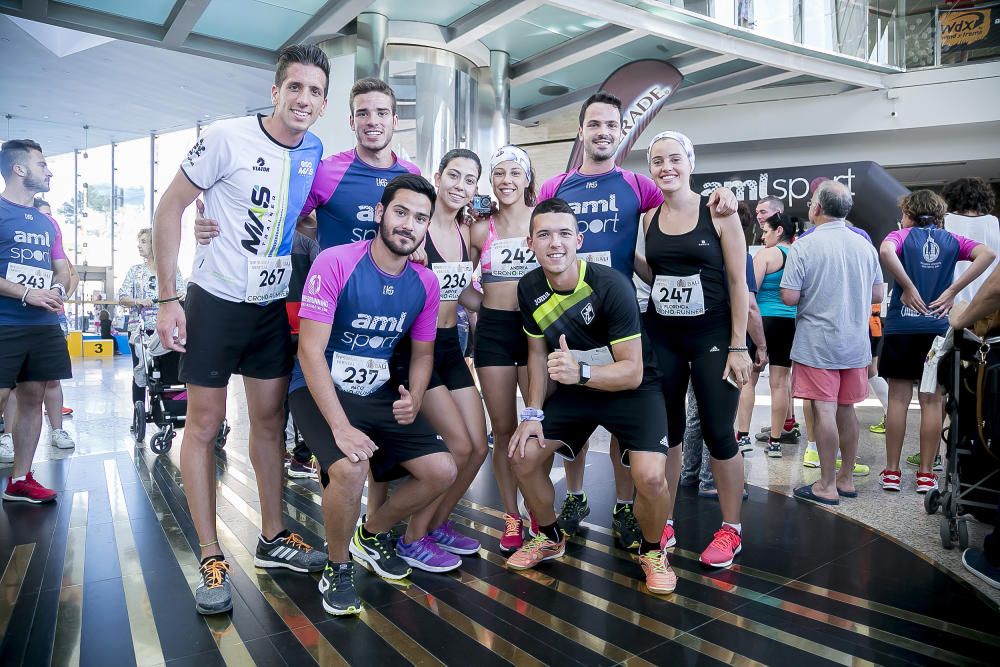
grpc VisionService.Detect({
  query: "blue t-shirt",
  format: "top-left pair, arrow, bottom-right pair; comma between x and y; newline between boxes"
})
538,167 -> 662,278
0,196 -> 67,326
289,240 -> 440,395
883,226 -> 977,335
301,149 -> 420,250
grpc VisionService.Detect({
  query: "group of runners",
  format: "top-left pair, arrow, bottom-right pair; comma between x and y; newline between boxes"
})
6,41 -> 992,618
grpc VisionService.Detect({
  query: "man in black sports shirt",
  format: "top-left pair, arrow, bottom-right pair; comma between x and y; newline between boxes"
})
505,198 -> 676,594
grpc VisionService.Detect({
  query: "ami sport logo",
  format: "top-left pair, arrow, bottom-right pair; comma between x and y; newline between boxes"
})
342,312 -> 408,351
11,230 -> 52,263
568,194 -> 622,235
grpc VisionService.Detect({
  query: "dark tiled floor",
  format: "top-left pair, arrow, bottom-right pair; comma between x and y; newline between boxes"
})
1,356 -> 998,665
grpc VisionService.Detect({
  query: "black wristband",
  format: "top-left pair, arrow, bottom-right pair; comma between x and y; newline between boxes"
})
155,296 -> 181,305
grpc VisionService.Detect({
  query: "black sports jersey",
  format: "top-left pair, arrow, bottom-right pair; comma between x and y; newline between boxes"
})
518,261 -> 660,389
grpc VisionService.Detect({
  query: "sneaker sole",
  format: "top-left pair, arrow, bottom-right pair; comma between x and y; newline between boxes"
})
882,484 -> 900,492
322,599 -> 363,616
286,470 -> 318,479
349,541 -> 411,580
253,556 -> 323,573
0,457 -> 14,465
196,600 -> 233,615
645,578 -> 678,595
2,492 -> 56,503
398,554 -> 462,573
506,547 -> 565,570
700,543 -> 742,568
962,552 -> 1000,589
916,487 -> 937,494
767,451 -> 783,458
802,460 -> 820,468
51,443 -> 76,450
435,543 -> 481,556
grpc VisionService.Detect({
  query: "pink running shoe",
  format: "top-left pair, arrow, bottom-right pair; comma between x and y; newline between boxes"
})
699,525 -> 742,568
500,513 -> 524,553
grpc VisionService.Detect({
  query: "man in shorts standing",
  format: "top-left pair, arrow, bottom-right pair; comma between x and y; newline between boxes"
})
291,174 -> 456,615
0,140 -> 73,502
506,198 -> 675,594
782,181 -> 884,506
152,45 -> 330,614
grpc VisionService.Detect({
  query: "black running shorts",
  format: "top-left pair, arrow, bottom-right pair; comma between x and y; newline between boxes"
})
288,387 -> 448,483
762,316 -> 796,368
179,284 -> 293,388
879,332 -> 938,382
431,327 -> 475,391
474,307 -> 528,367
0,325 -> 72,389
541,386 -> 669,466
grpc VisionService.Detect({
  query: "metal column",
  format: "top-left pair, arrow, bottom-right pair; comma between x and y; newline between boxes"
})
110,141 -> 116,286
355,12 -> 389,81
476,50 -> 510,162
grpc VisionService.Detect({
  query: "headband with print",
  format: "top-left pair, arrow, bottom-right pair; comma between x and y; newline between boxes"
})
489,144 -> 532,181
646,131 -> 695,172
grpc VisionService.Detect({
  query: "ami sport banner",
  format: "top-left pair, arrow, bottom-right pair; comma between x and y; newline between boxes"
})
565,59 -> 683,172
939,2 -> 1000,57
695,161 -> 910,244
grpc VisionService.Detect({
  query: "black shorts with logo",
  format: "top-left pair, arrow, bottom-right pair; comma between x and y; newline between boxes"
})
542,386 -> 669,466
474,307 -> 528,367
0,324 -> 72,389
288,387 -> 448,483
179,284 -> 293,388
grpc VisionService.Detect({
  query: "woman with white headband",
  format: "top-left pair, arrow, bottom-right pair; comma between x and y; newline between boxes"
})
638,130 -> 751,569
469,144 -> 538,553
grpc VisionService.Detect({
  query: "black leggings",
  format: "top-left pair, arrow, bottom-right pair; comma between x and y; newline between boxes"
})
645,310 -> 740,460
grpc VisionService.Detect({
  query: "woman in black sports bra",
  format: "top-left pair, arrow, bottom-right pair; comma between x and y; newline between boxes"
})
638,131 -> 752,569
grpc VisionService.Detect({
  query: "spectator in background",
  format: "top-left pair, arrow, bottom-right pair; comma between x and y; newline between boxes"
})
942,177 -> 999,303
878,190 -> 995,494
783,181 -> 884,506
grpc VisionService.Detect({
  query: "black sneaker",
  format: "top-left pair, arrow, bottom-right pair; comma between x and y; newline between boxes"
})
254,532 -> 326,573
962,548 -> 1000,590
319,562 -> 363,615
756,426 -> 800,444
195,557 -> 233,615
556,493 -> 591,536
612,504 -> 641,550
766,441 -> 783,458
349,525 -> 411,579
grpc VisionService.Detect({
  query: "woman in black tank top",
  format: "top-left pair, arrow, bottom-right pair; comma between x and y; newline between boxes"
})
638,131 -> 751,569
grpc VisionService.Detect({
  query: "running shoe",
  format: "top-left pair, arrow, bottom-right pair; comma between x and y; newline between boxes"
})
962,548 -> 1000,590
766,441 -> 782,458
3,472 -> 57,503
758,422 -> 800,435
44,407 -> 74,417
287,457 -> 318,479
396,535 -> 462,572
506,533 -> 565,570
195,557 -> 233,615
835,458 -> 871,476
868,416 -> 886,434
0,434 -> 13,464
350,526 -> 411,579
699,525 -> 742,568
906,453 -> 943,472
880,469 -> 901,492
639,549 -> 677,594
254,531 -> 326,572
916,472 -> 938,494
612,504 -> 642,550
50,429 -> 75,450
526,511 -> 539,538
660,523 -> 677,549
755,429 -> 799,444
319,562 -> 362,615
802,448 -> 820,468
556,493 -> 590,536
737,435 -> 753,453
429,520 -> 480,555
500,513 -> 524,552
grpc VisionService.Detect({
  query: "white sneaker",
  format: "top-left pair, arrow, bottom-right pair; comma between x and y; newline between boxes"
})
0,433 -> 13,463
50,429 -> 76,450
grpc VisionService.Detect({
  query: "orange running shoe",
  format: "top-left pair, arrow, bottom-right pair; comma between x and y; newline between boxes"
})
639,549 -> 677,594
506,533 -> 565,570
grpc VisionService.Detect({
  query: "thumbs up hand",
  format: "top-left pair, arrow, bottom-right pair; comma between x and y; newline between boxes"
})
392,384 -> 419,425
547,334 -> 579,385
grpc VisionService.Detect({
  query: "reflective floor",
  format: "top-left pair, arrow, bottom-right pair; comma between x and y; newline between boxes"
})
1,357 -> 998,666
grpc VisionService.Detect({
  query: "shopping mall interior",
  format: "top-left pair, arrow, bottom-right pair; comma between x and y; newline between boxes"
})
1,1 -> 999,665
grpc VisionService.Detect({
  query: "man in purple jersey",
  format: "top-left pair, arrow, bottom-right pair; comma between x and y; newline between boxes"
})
0,140 -> 73,504
537,91 -> 736,547
291,174 -> 455,615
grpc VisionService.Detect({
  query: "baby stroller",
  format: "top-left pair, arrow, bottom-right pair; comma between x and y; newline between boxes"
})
131,330 -> 229,455
926,327 -> 1000,550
